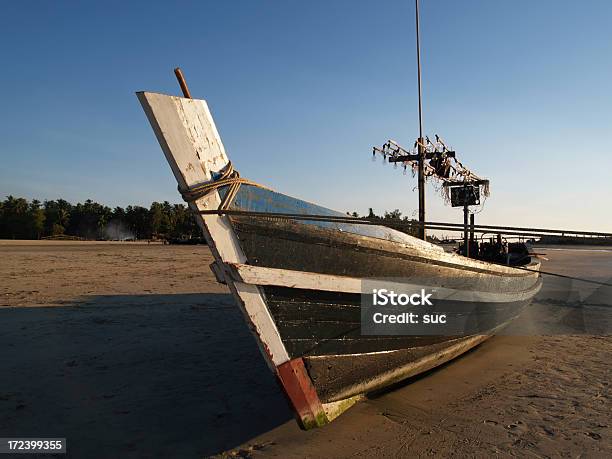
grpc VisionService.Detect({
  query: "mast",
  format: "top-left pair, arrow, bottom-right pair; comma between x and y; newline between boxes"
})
415,0 -> 426,240
374,2 -> 491,249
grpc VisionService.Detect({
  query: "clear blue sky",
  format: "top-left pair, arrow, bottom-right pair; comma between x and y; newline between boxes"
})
1,0 -> 611,231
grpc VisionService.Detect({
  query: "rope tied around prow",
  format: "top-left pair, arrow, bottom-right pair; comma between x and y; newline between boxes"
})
178,161 -> 270,210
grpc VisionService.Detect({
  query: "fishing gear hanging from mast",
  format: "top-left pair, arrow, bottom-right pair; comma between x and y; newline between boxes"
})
373,136 -> 490,204
371,0 -> 489,254
373,133 -> 491,256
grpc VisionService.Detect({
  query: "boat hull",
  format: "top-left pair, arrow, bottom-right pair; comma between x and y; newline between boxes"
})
137,91 -> 542,429
226,216 -> 541,407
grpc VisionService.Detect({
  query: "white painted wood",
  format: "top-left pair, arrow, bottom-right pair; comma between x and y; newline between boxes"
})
137,91 -> 289,367
226,263 -> 363,293
226,263 -> 542,303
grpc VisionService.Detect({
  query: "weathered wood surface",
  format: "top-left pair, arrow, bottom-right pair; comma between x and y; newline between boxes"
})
227,263 -> 541,302
137,92 -> 289,368
276,358 -> 327,429
228,208 -> 539,276
305,334 -> 492,403
224,184 -> 442,250
260,285 -> 530,357
230,219 -> 541,293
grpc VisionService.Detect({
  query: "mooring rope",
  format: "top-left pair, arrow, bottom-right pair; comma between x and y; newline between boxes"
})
178,161 -> 271,210
501,264 -> 612,287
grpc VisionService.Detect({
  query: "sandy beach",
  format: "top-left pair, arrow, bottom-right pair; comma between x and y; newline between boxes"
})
1,241 -> 610,458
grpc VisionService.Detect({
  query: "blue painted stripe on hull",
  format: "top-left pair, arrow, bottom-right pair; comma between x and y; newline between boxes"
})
219,184 -> 434,247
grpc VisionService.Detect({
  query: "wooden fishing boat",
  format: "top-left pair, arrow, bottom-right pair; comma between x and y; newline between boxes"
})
136,89 -> 542,429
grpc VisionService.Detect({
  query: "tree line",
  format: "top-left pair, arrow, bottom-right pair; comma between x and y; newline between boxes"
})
0,196 -> 426,241
0,196 -> 199,240
351,208 -> 423,239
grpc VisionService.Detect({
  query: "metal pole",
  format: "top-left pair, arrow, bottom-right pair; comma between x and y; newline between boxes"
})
463,184 -> 469,256
470,212 -> 475,256
415,0 -> 426,240
470,213 -> 475,241
464,205 -> 469,257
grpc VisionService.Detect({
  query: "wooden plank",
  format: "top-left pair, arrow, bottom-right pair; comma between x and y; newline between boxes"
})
306,334 -> 492,403
282,336 -> 453,359
230,218 -> 542,282
227,262 -> 361,293
226,263 -> 542,302
268,300 -> 360,323
136,92 -> 289,368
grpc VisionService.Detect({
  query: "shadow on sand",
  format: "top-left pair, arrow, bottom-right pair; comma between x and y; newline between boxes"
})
0,293 -> 292,458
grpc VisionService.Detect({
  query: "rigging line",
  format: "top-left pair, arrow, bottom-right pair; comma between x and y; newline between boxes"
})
488,263 -> 612,287
427,220 -> 610,237
197,209 -> 612,238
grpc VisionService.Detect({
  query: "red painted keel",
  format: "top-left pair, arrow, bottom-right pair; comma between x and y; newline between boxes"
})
276,358 -> 328,429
